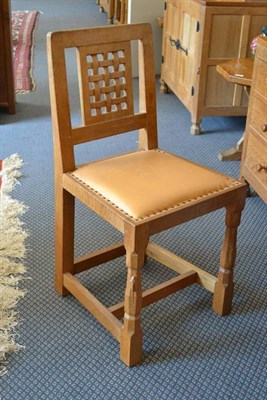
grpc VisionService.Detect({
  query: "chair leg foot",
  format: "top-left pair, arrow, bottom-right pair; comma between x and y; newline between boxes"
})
55,281 -> 70,297
213,279 -> 234,316
120,327 -> 143,367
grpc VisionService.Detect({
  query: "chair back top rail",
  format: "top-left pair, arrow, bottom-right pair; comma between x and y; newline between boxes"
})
49,23 -> 153,47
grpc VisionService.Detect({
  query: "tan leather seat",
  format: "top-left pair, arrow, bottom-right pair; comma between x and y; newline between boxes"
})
72,149 -> 240,220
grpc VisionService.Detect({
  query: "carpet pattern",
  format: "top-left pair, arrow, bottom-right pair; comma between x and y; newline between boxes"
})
12,11 -> 39,93
0,0 -> 266,398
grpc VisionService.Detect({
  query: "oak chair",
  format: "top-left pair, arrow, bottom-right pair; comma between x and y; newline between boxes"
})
47,23 -> 247,367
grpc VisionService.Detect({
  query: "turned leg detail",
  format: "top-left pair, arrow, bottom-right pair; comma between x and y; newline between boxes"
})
55,186 -> 75,296
120,226 -> 149,367
213,207 -> 242,316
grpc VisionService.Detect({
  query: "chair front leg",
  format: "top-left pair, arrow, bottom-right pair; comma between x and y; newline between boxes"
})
55,185 -> 75,296
120,225 -> 149,367
213,205 -> 243,316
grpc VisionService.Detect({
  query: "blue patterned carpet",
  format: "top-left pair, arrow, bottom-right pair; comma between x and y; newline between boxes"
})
0,1 -> 266,399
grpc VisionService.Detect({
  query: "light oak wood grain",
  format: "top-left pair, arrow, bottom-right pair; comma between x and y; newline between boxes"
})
160,0 -> 267,134
240,37 -> 267,203
48,23 -> 247,367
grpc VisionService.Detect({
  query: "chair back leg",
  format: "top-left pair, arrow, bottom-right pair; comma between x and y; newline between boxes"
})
55,186 -> 75,296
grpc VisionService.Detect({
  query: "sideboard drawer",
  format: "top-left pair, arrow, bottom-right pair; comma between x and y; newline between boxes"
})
244,133 -> 267,193
254,57 -> 267,100
248,94 -> 267,141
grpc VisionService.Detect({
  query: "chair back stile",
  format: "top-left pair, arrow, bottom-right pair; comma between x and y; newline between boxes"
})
47,34 -> 75,174
47,23 -> 158,175
138,37 -> 158,150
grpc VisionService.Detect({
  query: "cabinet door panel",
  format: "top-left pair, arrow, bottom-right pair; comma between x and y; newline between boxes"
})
162,1 -> 200,109
209,15 -> 242,59
205,66 -> 235,106
179,11 -> 199,92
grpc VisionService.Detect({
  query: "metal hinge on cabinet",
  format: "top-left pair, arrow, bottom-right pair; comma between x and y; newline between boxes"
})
191,86 -> 195,96
196,21 -> 200,32
164,2 -> 167,10
162,55 -> 164,64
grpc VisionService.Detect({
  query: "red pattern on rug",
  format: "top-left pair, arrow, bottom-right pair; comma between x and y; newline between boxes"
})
12,11 -> 39,93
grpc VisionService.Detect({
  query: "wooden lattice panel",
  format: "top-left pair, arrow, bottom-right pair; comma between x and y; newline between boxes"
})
77,41 -> 134,125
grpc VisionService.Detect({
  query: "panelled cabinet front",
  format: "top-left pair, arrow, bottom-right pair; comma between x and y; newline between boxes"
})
161,0 -> 202,134
160,0 -> 267,134
240,37 -> 267,203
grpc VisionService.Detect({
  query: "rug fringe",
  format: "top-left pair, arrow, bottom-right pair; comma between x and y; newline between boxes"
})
0,154 -> 27,376
0,154 -> 23,195
0,258 -> 26,276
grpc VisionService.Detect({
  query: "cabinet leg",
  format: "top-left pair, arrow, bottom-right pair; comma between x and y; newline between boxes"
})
7,103 -> 16,114
218,135 -> 244,162
160,79 -> 168,94
190,122 -> 201,135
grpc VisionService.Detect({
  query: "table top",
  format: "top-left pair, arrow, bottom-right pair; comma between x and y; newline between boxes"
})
216,58 -> 254,86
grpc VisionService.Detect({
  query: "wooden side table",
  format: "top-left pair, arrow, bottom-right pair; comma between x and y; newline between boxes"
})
216,58 -> 253,161
0,0 -> 15,114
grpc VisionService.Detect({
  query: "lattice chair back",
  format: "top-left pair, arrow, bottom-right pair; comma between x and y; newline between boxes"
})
78,42 -> 133,124
47,24 -> 158,173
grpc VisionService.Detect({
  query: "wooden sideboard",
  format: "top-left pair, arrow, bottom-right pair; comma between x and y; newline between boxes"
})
113,0 -> 128,25
160,0 -> 267,134
240,37 -> 267,203
98,0 -> 164,76
0,0 -> 15,114
99,0 -> 114,24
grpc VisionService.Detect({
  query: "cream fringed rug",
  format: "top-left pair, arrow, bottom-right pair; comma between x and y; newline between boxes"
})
0,154 -> 27,376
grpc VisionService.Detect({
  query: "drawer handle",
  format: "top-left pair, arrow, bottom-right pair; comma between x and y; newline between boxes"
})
261,124 -> 267,133
257,163 -> 267,172
169,36 -> 188,56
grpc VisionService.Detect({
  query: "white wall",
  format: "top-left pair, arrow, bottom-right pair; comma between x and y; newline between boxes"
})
128,0 -> 165,77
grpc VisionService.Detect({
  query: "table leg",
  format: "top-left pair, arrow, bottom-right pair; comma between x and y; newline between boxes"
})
218,135 -> 244,161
